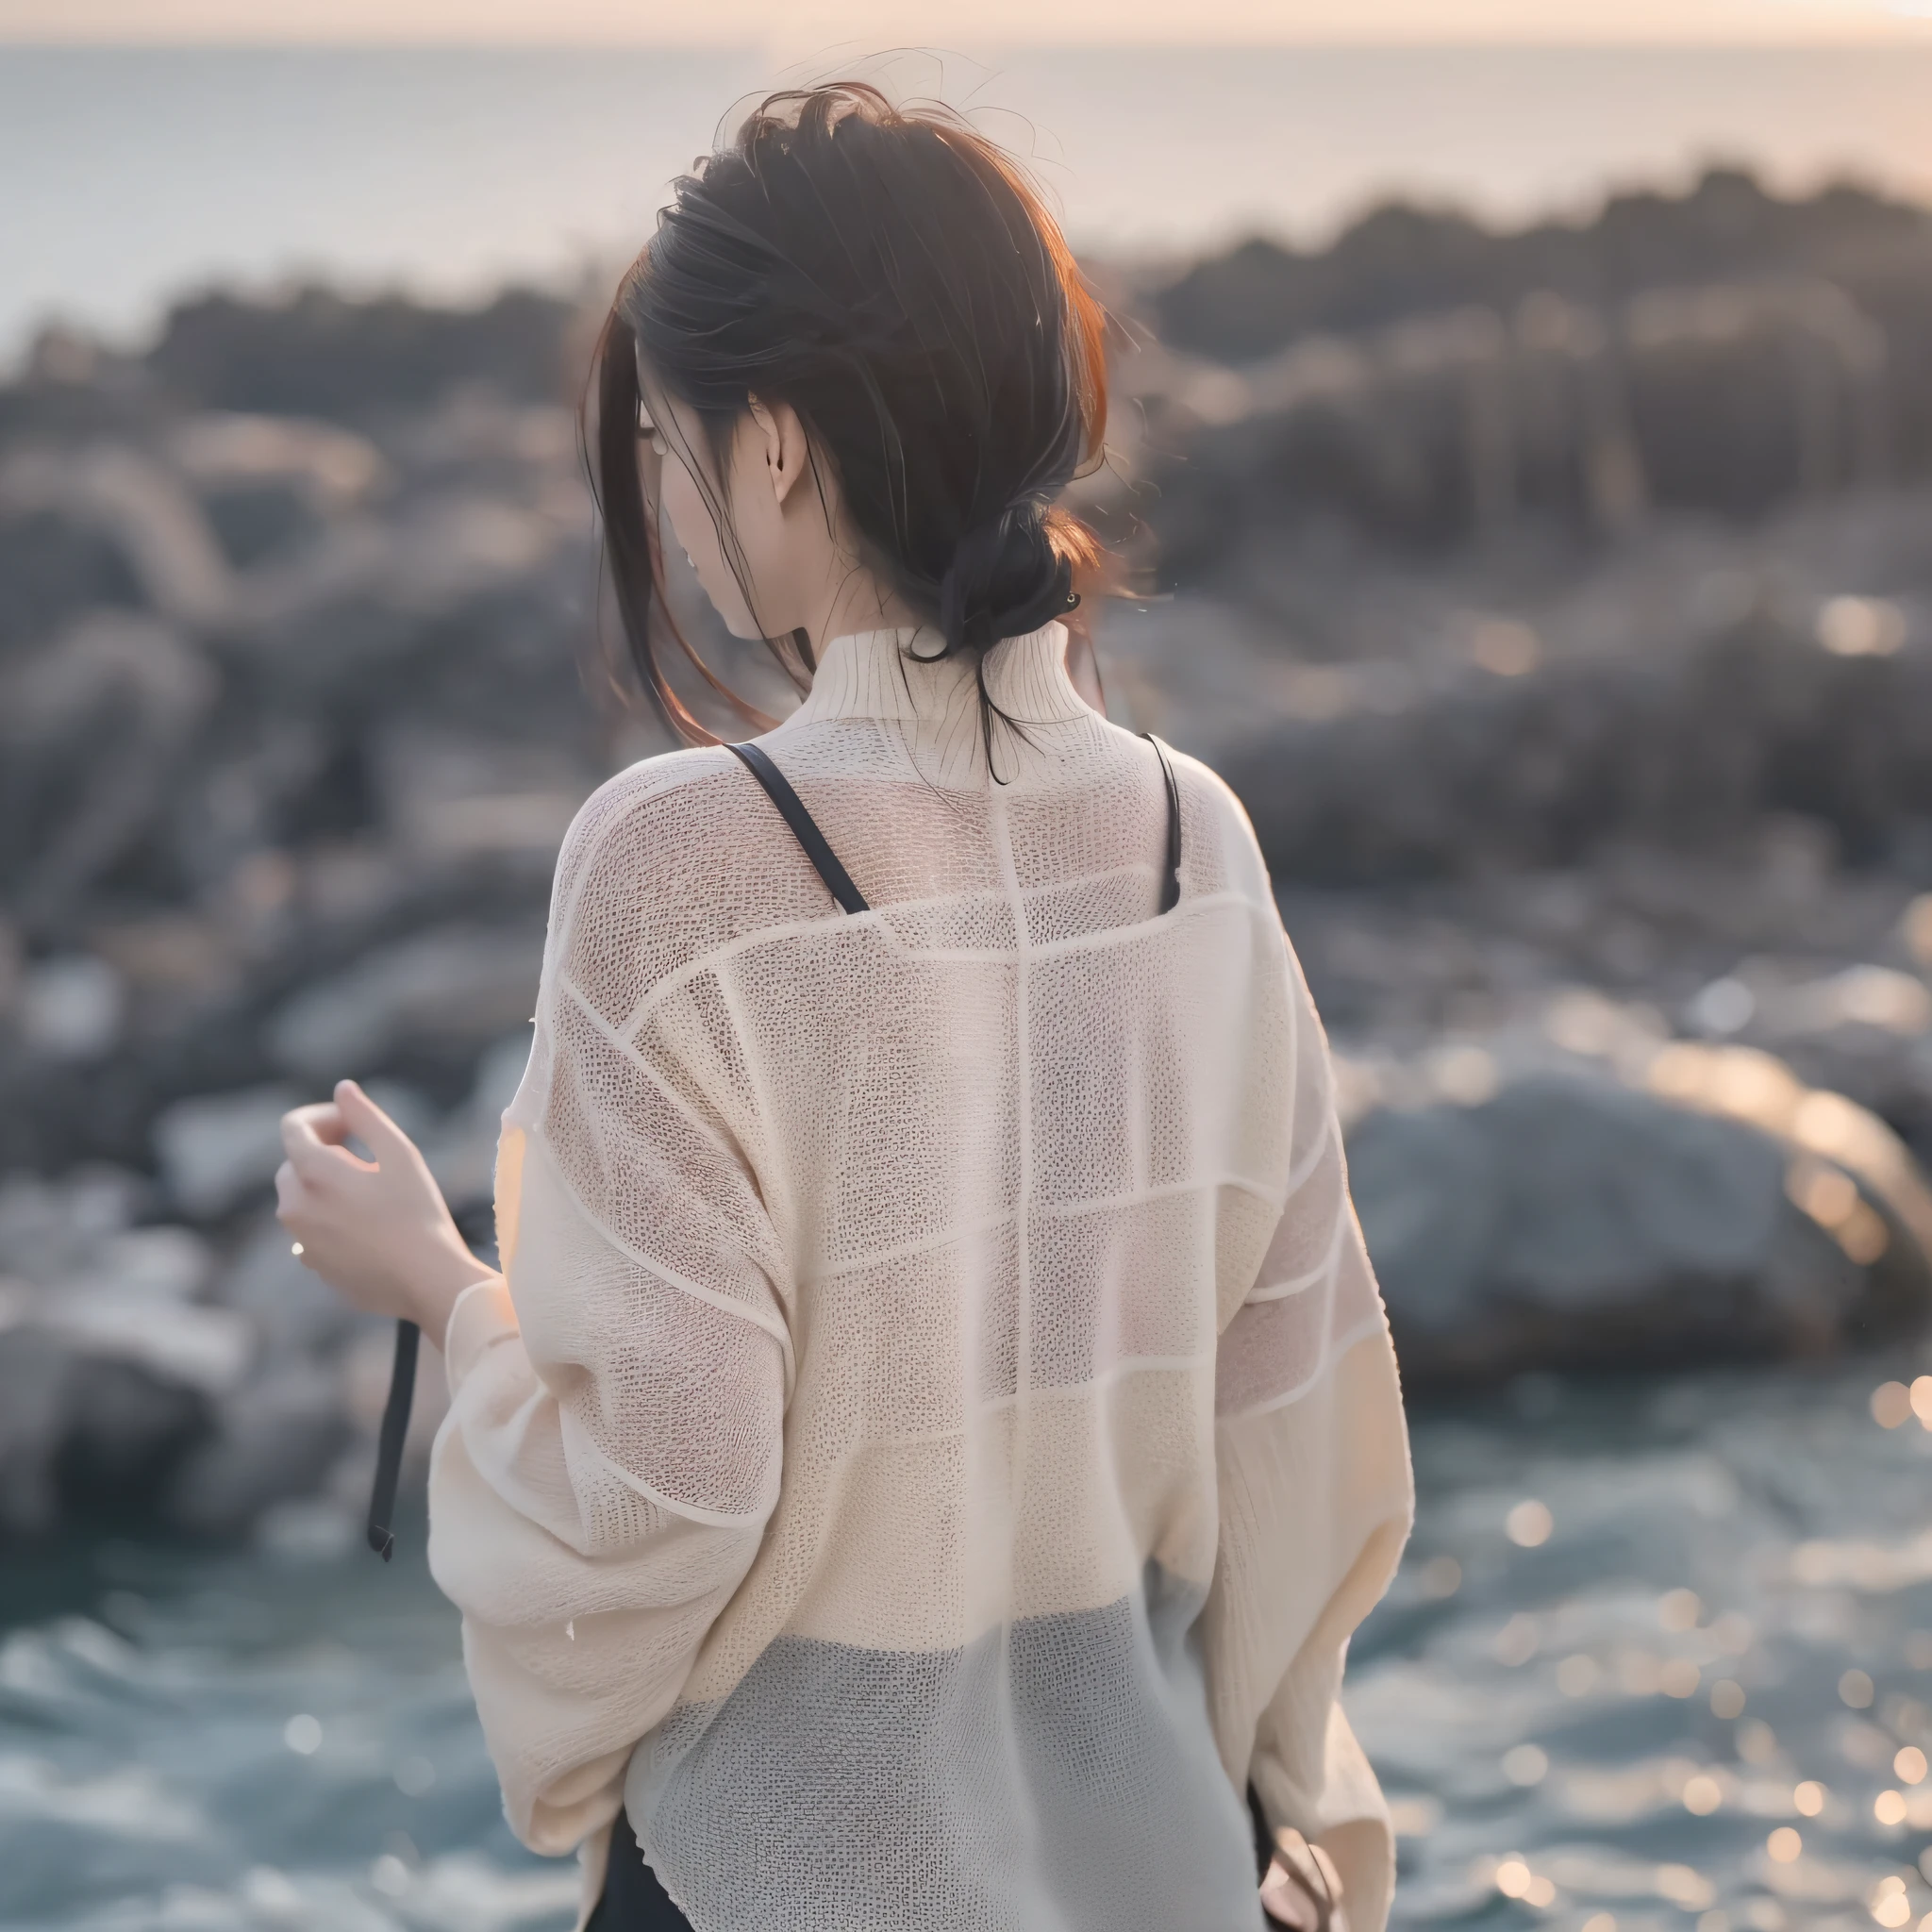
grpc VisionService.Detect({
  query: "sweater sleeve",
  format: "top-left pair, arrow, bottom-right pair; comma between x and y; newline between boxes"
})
1201,934 -> 1413,1932
426,771 -> 791,1858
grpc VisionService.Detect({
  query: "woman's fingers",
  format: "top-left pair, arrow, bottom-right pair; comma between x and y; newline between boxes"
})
1259,1862 -> 1321,1932
1259,1835 -> 1342,1932
279,1102 -> 342,1156
279,1102 -> 374,1181
287,1100 -> 350,1144
268,1081 -> 479,1326
333,1079 -> 416,1166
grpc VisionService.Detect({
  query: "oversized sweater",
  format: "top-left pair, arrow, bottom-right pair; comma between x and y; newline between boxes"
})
427,621 -> 1414,1932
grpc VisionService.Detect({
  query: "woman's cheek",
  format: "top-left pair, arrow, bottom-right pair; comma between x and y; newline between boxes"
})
661,460 -> 757,636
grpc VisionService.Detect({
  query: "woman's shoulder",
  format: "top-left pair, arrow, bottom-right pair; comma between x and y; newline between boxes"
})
556,743 -> 741,883
550,744 -> 751,918
546,742 -> 864,1004
1108,727 -> 1274,908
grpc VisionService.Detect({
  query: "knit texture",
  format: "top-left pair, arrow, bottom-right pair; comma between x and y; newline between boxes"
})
427,622 -> 1414,1932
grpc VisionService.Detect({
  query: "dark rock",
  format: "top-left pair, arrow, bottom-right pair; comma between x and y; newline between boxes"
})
161,1361 -> 350,1541
0,1327 -> 75,1537
1142,277 -> 1905,568
0,613 -> 218,937
171,408 -> 391,569
1351,1073 -> 1915,1383
0,444 -> 235,625
1221,612 -> 1932,886
149,285 -> 576,419
199,479 -> 321,569
0,510 -> 143,651
1153,168 -> 1932,368
53,1353 -> 212,1529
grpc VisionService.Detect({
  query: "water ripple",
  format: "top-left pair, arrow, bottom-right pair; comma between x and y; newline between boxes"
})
4,1357 -> 1931,1931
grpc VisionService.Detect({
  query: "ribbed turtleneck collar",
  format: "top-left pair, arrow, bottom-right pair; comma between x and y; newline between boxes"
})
778,623 -> 1090,732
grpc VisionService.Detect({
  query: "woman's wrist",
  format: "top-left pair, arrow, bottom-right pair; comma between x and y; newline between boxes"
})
407,1235 -> 501,1346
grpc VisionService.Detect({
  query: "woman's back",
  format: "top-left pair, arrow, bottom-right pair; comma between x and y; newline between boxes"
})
432,623 -> 1409,1931
274,80 -> 1413,1932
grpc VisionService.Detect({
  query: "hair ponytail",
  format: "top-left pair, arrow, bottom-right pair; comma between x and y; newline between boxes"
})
933,500 -> 1078,658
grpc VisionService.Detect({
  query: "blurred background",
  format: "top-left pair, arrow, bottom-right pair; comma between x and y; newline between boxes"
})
7,5 -> 1932,1929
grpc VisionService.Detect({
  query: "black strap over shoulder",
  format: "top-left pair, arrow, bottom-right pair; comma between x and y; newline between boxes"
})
1142,732 -> 1183,915
730,735 -> 1177,923
726,741 -> 870,915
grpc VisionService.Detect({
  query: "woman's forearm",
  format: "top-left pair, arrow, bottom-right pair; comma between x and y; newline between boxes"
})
408,1236 -> 503,1349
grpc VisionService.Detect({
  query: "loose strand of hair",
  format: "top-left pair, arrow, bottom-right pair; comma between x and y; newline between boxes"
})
587,311 -> 774,744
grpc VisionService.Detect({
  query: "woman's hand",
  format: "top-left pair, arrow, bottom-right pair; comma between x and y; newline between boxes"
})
276,1079 -> 498,1343
1260,1832 -> 1349,1932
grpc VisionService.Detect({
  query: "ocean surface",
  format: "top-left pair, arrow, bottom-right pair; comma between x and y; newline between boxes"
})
8,43 -> 1932,361
6,1357 -> 1932,1931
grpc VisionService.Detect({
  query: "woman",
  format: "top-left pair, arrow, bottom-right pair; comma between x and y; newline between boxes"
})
275,82 -> 1412,1932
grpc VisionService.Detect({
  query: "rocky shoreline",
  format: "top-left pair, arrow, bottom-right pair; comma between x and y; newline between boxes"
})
5,167 -> 1932,1541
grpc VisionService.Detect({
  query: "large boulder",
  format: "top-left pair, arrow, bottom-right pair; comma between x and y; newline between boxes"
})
54,1351 -> 214,1527
160,1360 -> 350,1541
1351,1071 -> 1929,1382
0,611 -> 218,935
0,1328 -> 215,1536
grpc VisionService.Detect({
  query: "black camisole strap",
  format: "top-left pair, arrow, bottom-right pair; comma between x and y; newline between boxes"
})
1142,732 -> 1183,914
726,736 -> 1179,921
725,741 -> 870,915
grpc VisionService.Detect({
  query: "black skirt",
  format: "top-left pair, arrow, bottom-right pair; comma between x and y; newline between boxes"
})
585,1809 -> 697,1932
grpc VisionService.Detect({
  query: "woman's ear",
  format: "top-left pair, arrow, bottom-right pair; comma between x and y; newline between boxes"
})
747,394 -> 810,508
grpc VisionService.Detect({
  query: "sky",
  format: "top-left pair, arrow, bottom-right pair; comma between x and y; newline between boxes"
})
4,0 -> 1932,44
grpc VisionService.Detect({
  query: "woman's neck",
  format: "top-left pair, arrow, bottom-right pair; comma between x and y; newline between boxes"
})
798,561 -> 924,666
780,623 -> 1098,784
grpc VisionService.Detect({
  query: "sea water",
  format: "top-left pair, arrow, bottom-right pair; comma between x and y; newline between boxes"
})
5,1356 -> 1930,1930
7,44 -> 1932,360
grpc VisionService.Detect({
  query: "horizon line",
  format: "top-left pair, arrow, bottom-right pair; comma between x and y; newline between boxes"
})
7,29 -> 1932,49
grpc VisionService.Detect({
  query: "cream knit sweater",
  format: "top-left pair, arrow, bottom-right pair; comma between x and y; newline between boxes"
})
428,622 -> 1413,1932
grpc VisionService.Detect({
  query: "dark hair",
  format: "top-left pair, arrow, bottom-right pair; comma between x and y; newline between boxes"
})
588,81 -> 1109,755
